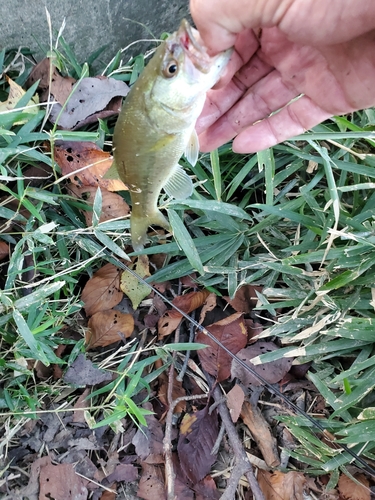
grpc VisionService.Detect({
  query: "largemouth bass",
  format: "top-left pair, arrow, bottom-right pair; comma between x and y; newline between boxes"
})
106,19 -> 232,251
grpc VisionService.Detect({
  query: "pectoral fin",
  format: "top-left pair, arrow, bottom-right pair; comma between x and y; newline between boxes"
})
163,165 -> 193,200
184,128 -> 199,166
103,159 -> 120,180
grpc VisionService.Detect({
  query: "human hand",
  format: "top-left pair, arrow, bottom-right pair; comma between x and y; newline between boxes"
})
190,0 -> 375,153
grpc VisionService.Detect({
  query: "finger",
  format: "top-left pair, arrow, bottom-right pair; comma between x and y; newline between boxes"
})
190,0 -> 289,54
232,95 -> 332,153
213,29 -> 260,89
196,54 -> 273,134
198,70 -> 299,150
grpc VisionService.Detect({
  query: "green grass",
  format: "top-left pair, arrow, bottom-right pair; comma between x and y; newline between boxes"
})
1,28 -> 375,489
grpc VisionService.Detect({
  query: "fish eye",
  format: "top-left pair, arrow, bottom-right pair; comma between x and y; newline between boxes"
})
163,60 -> 179,78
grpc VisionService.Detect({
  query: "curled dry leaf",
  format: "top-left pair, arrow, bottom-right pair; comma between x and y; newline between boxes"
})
178,406 -> 219,485
258,470 -> 306,500
197,312 -> 247,382
338,473 -> 370,500
86,309 -> 134,348
121,255 -> 151,310
81,263 -> 123,316
0,241 -> 9,261
158,289 -> 211,338
55,141 -> 127,191
68,184 -> 130,225
225,284 -> 262,314
231,341 -> 293,387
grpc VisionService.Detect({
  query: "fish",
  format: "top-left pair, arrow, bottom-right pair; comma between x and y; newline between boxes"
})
105,19 -> 232,251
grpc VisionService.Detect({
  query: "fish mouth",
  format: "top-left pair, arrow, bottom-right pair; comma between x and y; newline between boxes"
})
175,19 -> 212,74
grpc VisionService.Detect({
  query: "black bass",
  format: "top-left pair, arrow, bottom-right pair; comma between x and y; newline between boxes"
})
106,19 -> 232,251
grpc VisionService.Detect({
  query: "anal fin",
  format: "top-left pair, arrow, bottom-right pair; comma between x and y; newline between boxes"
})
163,165 -> 193,200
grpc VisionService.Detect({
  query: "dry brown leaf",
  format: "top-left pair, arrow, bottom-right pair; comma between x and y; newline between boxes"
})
72,388 -> 91,423
258,470 -> 305,500
226,384 -> 244,423
178,407 -> 218,484
55,141 -> 127,191
99,489 -> 117,500
48,76 -> 129,129
158,289 -> 211,338
68,184 -> 130,225
338,473 -> 370,500
231,341 -> 293,387
27,58 -> 76,103
241,401 -> 280,468
87,309 -> 134,348
198,293 -> 217,324
39,461 -> 88,500
197,312 -> 247,382
81,263 -> 123,316
155,360 -> 186,414
225,284 -> 262,313
0,241 -> 9,261
137,462 -> 166,500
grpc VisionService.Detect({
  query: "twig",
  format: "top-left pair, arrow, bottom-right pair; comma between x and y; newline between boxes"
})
177,310 -> 196,382
207,374 -> 265,500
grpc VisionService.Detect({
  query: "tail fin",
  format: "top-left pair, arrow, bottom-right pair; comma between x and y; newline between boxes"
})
131,209 -> 170,251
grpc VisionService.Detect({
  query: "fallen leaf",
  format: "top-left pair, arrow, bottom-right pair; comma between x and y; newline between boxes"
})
87,309 -> 134,348
39,461 -> 88,500
171,452 -> 195,499
72,388 -> 91,424
27,58 -> 76,103
63,354 -> 112,387
121,255 -> 151,310
99,489 -> 116,500
338,473 -> 370,500
197,312 -> 247,382
55,141 -> 127,191
258,470 -> 306,500
156,363 -> 186,414
198,293 -> 217,324
231,341 -> 293,387
241,401 -> 280,468
68,184 -> 130,225
226,384 -> 245,423
81,263 -> 123,316
158,289 -> 211,338
132,403 -> 164,464
49,76 -> 129,129
0,76 -> 39,124
225,284 -> 262,313
105,463 -> 138,484
137,462 -> 166,500
194,475 -> 220,500
0,241 -> 9,261
178,406 -> 218,484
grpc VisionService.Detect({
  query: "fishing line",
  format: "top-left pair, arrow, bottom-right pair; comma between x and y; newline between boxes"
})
75,231 -> 375,477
